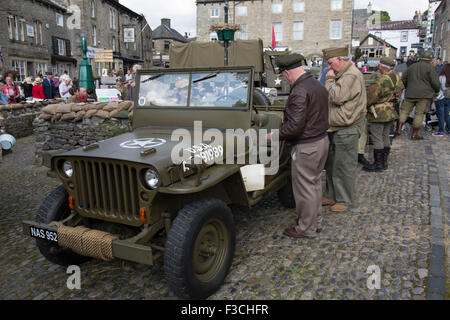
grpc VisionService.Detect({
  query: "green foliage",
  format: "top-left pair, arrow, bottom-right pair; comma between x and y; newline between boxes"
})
371,10 -> 391,23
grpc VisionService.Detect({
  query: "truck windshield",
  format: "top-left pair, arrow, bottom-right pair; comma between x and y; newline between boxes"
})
138,71 -> 249,108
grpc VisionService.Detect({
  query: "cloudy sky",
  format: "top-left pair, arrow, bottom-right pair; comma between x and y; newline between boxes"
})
120,0 -> 431,36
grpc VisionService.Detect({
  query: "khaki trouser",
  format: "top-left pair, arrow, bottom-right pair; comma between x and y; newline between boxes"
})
291,136 -> 329,238
358,118 -> 368,154
399,98 -> 431,128
368,121 -> 393,149
325,121 -> 364,207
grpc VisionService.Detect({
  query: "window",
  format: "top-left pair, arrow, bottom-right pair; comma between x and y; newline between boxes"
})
293,21 -> 304,40
56,13 -> 64,27
39,23 -> 43,45
92,25 -> 97,46
164,41 -> 170,52
112,36 -> 116,51
134,41 -> 137,51
210,32 -> 218,41
236,24 -> 248,40
96,62 -> 101,77
110,9 -> 116,29
273,22 -> 283,41
14,16 -> 19,41
441,23 -> 444,40
124,15 -> 129,25
447,20 -> 450,32
237,6 -> 247,17
91,1 -> 95,18
8,16 -> 13,40
20,19 -> 26,41
12,60 -> 26,81
330,20 -> 342,39
293,1 -> 305,13
57,39 -> 65,55
401,31 -> 408,42
272,4 -> 283,14
331,0 -> 343,11
210,8 -> 219,18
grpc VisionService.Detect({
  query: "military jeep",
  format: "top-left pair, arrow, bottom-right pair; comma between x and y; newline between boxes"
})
23,65 -> 294,299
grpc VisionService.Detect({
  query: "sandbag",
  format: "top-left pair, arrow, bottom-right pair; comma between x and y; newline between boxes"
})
74,111 -> 86,122
61,112 -> 76,121
39,113 -> 52,120
109,109 -> 120,118
84,109 -> 98,118
96,110 -> 110,119
71,104 -> 83,112
81,104 -> 98,111
103,104 -> 118,112
56,104 -> 73,114
42,104 -> 59,115
54,113 -> 62,121
118,101 -> 132,111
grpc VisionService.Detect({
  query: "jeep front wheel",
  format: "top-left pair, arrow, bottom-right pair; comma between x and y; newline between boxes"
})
164,198 -> 236,299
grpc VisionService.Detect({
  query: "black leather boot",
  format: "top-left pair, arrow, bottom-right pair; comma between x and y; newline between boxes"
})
382,147 -> 390,171
394,122 -> 404,138
363,149 -> 384,172
358,154 -> 370,166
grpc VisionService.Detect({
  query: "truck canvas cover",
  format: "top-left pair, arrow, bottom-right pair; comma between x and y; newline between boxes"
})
170,39 -> 264,73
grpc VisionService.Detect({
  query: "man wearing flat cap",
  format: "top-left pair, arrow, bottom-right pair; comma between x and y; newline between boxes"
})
267,52 -> 330,239
363,57 -> 404,172
322,46 -> 367,213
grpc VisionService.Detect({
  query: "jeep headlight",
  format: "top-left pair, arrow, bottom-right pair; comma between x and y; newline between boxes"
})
144,169 -> 159,189
63,161 -> 73,178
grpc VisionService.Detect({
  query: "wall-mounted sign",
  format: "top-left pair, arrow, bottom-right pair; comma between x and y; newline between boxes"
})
94,49 -> 113,63
26,25 -> 35,37
124,26 -> 135,43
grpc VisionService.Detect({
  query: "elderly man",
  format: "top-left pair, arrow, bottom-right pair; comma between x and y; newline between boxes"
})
322,46 -> 367,213
395,50 -> 441,140
42,72 -> 57,100
363,57 -> 404,172
267,53 -> 329,239
125,64 -> 142,102
67,87 -> 87,103
59,76 -> 72,99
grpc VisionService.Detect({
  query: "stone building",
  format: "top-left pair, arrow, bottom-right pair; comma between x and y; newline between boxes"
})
352,2 -> 373,48
56,0 -> 152,78
433,0 -> 450,60
152,18 -> 188,67
0,0 -> 76,80
196,0 -> 354,57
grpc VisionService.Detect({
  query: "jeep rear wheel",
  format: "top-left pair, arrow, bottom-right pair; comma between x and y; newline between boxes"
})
36,185 -> 90,266
164,198 -> 236,299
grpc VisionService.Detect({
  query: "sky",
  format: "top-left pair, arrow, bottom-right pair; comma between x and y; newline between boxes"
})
120,0 -> 431,37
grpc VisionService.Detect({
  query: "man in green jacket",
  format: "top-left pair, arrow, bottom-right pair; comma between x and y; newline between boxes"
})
395,50 -> 441,140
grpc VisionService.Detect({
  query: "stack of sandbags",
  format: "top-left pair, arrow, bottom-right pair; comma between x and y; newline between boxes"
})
39,101 -> 134,122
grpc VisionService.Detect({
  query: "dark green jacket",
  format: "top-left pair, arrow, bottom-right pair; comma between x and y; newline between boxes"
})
401,60 -> 441,99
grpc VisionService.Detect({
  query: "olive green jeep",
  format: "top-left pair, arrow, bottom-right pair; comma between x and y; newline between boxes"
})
23,65 -> 295,299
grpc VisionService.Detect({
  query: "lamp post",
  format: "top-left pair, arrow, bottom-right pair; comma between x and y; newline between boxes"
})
224,0 -> 229,66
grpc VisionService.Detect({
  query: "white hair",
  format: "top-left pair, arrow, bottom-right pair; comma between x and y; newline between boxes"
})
133,64 -> 142,71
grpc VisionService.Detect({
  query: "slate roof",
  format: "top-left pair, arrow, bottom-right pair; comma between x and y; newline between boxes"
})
153,24 -> 188,43
371,20 -> 425,31
360,34 -> 397,49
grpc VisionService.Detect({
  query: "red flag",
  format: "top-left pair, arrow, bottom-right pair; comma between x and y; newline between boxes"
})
383,43 -> 386,56
272,25 -> 276,50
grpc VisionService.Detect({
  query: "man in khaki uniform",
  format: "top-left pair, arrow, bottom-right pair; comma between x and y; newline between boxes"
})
322,46 -> 367,212
363,57 -> 404,172
267,53 -> 329,238
395,50 -> 440,140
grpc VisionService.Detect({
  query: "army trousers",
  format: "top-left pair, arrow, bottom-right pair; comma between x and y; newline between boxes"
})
324,120 -> 364,207
358,119 -> 368,154
292,136 -> 329,238
399,98 -> 431,128
368,121 -> 393,150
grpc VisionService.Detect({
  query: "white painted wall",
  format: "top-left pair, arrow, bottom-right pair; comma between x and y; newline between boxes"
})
369,29 -> 421,58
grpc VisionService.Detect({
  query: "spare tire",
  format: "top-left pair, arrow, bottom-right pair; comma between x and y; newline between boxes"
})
253,88 -> 271,106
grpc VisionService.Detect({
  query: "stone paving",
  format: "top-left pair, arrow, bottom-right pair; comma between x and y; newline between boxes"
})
0,129 -> 448,300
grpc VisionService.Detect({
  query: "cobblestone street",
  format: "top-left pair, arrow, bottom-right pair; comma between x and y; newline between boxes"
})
0,130 -> 448,300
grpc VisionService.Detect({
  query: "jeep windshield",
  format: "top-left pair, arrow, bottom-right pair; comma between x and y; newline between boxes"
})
137,70 -> 250,108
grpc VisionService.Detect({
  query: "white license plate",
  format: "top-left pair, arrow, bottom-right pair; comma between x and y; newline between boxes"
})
29,226 -> 58,243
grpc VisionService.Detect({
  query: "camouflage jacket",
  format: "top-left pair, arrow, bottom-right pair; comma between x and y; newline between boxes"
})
366,71 -> 404,123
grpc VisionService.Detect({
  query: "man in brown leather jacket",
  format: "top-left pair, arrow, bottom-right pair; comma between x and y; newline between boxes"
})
268,53 -> 330,239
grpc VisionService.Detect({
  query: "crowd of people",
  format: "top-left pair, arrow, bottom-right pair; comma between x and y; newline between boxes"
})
271,47 -> 449,240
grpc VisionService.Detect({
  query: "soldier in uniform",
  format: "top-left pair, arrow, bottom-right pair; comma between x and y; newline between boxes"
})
322,46 -> 367,213
394,50 -> 441,140
363,57 -> 404,172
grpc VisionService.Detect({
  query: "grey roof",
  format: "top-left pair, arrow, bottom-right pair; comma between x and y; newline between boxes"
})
360,34 -> 397,50
152,24 -> 188,43
371,20 -> 425,30
353,8 -> 371,18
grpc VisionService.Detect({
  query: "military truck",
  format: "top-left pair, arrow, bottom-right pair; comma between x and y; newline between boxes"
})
23,65 -> 295,299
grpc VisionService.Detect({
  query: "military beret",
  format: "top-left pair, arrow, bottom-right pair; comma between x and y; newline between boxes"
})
380,57 -> 396,67
323,46 -> 349,60
275,53 -> 305,72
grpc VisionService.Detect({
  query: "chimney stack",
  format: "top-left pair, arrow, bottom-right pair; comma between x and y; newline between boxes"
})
161,18 -> 171,28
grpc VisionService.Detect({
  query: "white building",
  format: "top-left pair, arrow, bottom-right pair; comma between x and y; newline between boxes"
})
425,1 -> 442,49
369,20 -> 426,58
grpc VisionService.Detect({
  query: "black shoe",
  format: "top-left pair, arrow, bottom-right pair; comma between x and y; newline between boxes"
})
363,149 -> 384,172
358,154 -> 370,166
382,147 -> 390,171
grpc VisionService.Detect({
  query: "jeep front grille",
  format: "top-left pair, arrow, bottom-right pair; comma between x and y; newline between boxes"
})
73,159 -> 140,224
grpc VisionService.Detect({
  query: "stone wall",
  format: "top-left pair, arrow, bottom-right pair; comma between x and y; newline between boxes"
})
0,100 -> 63,138
33,110 -> 132,165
